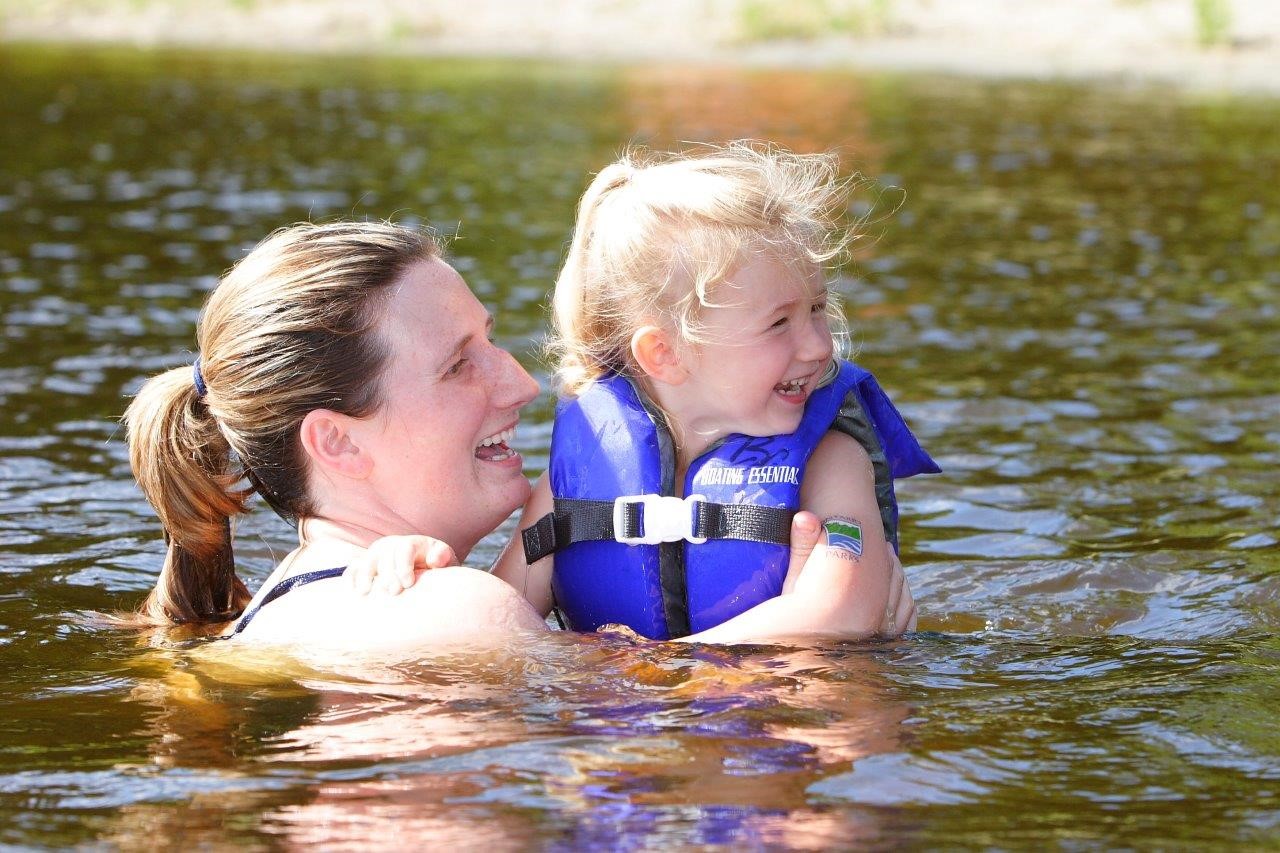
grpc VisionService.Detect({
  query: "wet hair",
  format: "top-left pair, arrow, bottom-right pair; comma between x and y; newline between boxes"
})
122,221 -> 441,627
548,141 -> 855,396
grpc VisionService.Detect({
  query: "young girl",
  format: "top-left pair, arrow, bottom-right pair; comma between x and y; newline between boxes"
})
489,143 -> 938,642
355,143 -> 937,643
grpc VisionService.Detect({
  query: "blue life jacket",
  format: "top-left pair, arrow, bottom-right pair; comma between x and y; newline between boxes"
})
525,359 -> 939,640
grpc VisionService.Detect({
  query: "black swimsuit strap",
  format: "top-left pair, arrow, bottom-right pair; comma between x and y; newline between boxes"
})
229,566 -> 346,636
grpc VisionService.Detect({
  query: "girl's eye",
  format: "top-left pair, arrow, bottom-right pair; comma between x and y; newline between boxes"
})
770,317 -> 789,329
811,301 -> 827,314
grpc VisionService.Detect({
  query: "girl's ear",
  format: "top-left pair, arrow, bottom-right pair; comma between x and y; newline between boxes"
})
630,325 -> 689,385
299,409 -> 373,479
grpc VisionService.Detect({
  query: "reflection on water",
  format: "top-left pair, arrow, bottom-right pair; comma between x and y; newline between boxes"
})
0,44 -> 1277,847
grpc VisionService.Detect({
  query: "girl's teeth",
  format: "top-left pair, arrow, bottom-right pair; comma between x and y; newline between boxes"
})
776,379 -> 805,395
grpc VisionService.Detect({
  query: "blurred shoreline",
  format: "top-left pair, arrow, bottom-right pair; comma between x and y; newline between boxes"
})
4,0 -> 1280,95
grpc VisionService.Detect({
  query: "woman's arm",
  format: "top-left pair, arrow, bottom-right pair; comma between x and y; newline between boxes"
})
491,473 -> 556,616
343,435 -> 913,644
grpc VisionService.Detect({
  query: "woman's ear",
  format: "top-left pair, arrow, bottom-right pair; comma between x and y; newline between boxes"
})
299,409 -> 372,479
630,325 -> 688,385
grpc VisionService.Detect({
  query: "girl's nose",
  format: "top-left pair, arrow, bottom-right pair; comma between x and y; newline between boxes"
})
799,312 -> 834,363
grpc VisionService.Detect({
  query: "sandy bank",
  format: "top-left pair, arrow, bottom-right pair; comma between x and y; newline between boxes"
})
3,0 -> 1279,95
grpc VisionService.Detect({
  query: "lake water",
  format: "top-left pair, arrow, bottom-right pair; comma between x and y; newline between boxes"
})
1,44 -> 1278,848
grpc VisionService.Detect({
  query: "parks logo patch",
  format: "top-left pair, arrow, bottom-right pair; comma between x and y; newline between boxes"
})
823,518 -> 863,557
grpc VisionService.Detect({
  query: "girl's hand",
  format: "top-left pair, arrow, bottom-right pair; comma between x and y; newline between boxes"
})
344,535 -> 458,596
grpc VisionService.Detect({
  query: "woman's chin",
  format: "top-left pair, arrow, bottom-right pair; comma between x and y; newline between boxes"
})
484,471 -> 534,521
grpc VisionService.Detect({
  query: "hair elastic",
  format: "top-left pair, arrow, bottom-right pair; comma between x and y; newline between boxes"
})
192,356 -> 208,399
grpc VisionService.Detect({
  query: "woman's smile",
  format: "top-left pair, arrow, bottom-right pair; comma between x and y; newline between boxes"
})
475,423 -> 521,464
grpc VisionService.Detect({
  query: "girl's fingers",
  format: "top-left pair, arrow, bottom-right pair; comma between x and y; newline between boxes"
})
425,539 -> 457,568
343,556 -> 374,595
394,537 -> 417,589
903,599 -> 918,632
344,535 -> 455,597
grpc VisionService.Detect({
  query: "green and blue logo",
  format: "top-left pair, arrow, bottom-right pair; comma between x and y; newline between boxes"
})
823,519 -> 863,557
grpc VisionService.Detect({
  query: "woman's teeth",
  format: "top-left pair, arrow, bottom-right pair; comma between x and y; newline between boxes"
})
476,427 -> 518,461
478,427 -> 515,448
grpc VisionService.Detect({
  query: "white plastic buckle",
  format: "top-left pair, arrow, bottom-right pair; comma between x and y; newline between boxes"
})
613,493 -> 708,546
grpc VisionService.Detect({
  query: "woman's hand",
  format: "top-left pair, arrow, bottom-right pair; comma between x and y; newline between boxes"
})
344,535 -> 458,596
881,546 -> 917,637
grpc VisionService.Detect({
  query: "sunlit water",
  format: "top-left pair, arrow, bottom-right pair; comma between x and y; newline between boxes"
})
1,45 -> 1277,848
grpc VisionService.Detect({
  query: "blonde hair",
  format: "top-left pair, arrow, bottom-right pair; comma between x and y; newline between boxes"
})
549,142 -> 855,396
122,221 -> 441,627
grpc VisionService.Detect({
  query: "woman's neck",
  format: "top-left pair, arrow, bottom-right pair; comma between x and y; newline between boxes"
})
295,515 -> 473,564
298,516 -> 387,551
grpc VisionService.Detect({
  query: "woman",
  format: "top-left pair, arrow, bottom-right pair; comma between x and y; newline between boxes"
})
124,221 -> 907,657
125,221 -> 548,651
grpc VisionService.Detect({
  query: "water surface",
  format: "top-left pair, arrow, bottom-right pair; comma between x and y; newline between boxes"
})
1,45 -> 1278,848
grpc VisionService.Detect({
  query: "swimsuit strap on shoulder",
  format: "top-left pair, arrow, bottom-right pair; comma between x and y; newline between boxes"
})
228,566 -> 347,636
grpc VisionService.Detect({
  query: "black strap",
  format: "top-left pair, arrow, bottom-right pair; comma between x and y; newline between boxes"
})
694,501 -> 795,543
229,566 -> 346,636
521,497 -> 795,563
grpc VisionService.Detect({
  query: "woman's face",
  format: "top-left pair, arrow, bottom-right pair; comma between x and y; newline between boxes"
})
359,257 -> 539,555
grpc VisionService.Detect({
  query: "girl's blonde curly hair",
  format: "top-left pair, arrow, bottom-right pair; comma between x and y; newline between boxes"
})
548,142 -> 858,396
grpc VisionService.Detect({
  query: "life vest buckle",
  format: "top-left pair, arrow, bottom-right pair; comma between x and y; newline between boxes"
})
613,494 -> 708,546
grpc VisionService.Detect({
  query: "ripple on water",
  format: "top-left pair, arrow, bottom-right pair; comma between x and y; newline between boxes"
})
0,767 -> 299,810
808,749 -> 1015,806
0,47 -> 1278,850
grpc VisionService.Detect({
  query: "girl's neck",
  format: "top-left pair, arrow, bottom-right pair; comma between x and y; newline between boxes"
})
633,376 -> 715,483
671,420 -> 716,482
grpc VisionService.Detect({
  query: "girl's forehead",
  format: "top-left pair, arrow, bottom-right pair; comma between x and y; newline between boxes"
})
715,253 -> 825,306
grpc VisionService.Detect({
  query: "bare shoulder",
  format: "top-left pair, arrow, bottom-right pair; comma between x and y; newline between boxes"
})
400,567 -> 548,633
801,430 -> 875,504
235,566 -> 547,656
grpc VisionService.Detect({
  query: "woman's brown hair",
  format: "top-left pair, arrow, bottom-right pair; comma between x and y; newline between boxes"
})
122,221 -> 440,627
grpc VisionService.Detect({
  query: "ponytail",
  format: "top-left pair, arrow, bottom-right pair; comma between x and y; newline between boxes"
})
123,366 -> 252,627
549,160 -> 640,395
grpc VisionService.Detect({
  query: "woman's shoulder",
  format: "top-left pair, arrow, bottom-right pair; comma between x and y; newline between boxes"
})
234,565 -> 547,655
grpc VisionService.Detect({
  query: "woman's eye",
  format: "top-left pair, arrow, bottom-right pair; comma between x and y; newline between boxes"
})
811,301 -> 827,314
445,358 -> 468,377
770,317 -> 789,329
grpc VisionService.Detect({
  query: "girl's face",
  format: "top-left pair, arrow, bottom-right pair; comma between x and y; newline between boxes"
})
673,253 -> 834,449
358,258 -> 540,555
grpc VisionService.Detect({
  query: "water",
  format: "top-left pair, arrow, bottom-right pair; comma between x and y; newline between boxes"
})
1,44 -> 1278,847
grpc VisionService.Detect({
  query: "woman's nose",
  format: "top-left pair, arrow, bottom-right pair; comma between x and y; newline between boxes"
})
491,345 -> 540,408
